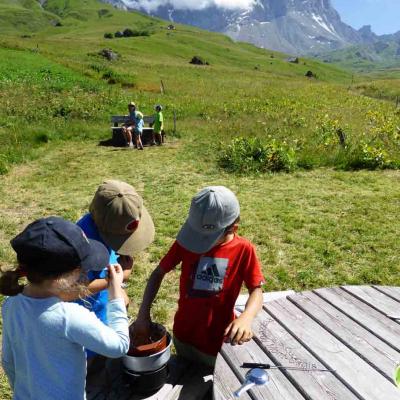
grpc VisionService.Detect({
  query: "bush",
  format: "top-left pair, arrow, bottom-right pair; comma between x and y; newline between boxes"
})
89,63 -> 105,73
190,56 -> 209,65
104,32 -> 113,39
98,9 -> 112,18
340,142 -> 399,170
115,31 -> 124,38
123,28 -> 135,37
122,28 -> 151,38
218,137 -> 296,173
102,69 -> 120,84
316,115 -> 348,148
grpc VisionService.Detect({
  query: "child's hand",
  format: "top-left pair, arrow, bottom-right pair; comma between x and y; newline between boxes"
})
118,255 -> 134,270
131,317 -> 152,346
117,255 -> 134,282
107,264 -> 124,300
224,315 -> 254,345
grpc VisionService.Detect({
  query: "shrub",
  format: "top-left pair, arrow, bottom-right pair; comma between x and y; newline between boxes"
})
190,56 -> 209,66
122,28 -> 151,38
89,63 -> 105,73
218,137 -> 296,174
104,32 -> 113,39
341,142 -> 398,170
34,133 -> 50,143
98,9 -> 112,18
115,31 -> 124,38
123,28 -> 135,37
316,115 -> 348,148
102,69 -> 120,84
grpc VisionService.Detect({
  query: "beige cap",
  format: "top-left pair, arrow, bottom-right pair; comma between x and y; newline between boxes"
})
89,180 -> 155,255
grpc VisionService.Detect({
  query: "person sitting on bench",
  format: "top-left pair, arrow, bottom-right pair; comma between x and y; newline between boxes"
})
122,102 -> 144,150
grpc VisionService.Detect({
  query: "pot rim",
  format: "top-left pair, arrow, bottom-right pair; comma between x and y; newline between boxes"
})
125,332 -> 172,360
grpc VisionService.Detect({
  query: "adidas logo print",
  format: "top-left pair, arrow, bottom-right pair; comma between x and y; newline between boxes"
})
196,263 -> 224,285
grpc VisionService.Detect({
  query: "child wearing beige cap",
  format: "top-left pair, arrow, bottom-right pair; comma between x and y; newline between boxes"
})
76,180 -> 154,365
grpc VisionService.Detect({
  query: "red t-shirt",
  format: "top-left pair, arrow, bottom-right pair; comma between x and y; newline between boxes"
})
159,235 -> 265,356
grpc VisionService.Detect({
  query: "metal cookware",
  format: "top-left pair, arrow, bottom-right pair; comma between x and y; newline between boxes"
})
128,322 -> 167,357
123,364 -> 169,394
122,332 -> 172,373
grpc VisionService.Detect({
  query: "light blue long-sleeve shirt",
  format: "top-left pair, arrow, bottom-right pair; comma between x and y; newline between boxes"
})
1,294 -> 129,400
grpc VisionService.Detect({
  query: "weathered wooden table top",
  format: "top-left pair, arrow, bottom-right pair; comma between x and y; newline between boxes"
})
214,285 -> 400,400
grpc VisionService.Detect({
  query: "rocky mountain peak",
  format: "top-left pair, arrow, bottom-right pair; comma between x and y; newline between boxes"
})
357,25 -> 377,44
102,0 -> 396,57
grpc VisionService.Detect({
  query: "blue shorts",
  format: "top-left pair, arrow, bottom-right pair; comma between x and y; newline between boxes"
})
134,129 -> 142,136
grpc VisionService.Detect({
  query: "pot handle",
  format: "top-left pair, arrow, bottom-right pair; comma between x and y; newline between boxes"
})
234,381 -> 255,397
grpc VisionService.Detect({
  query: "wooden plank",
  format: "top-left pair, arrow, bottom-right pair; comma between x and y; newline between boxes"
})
235,291 -> 295,312
252,309 -> 359,399
111,115 -> 129,124
289,291 -> 400,381
213,355 -> 251,400
373,286 -> 400,303
315,287 -> 400,352
144,116 -> 155,124
111,115 -> 155,125
221,340 -> 305,400
266,298 -> 400,400
342,286 -> 400,317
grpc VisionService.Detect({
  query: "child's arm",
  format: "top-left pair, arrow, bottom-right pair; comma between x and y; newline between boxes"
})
224,287 -> 263,345
132,265 -> 166,344
1,328 -> 15,389
65,264 -> 130,358
65,256 -> 134,301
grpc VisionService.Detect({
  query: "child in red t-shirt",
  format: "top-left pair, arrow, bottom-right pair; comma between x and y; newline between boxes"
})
134,186 -> 264,366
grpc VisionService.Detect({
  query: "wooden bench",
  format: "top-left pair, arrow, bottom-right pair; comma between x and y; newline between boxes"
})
111,115 -> 164,147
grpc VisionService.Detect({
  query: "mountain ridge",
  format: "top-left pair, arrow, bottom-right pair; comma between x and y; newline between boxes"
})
112,0 -> 400,65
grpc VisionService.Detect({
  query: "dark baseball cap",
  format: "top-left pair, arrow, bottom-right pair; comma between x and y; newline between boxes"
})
177,186 -> 240,254
11,216 -> 109,275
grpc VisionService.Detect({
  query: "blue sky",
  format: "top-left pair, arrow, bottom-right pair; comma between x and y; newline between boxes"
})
332,0 -> 400,35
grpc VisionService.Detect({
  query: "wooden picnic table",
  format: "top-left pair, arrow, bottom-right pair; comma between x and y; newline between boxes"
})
214,285 -> 400,400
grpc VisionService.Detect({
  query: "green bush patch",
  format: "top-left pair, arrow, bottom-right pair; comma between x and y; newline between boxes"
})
218,137 -> 297,173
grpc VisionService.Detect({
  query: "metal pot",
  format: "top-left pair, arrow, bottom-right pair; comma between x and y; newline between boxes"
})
122,332 -> 172,372
123,364 -> 169,394
128,322 -> 167,357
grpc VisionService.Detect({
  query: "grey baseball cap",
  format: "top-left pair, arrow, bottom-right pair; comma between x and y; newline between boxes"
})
177,186 -> 240,254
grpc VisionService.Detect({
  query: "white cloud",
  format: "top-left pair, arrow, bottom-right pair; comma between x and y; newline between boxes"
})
123,0 -> 255,12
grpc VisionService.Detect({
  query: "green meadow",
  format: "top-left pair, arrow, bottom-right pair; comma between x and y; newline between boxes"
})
0,1 -> 400,397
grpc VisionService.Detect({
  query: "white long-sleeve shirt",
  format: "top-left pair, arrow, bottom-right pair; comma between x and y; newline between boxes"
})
1,294 -> 129,400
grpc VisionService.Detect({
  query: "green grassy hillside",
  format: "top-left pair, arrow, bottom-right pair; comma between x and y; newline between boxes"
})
317,41 -> 400,74
0,2 -> 400,398
0,0 -> 59,33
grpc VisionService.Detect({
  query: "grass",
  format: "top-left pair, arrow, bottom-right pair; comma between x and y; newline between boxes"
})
0,2 -> 399,397
1,141 -> 399,323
